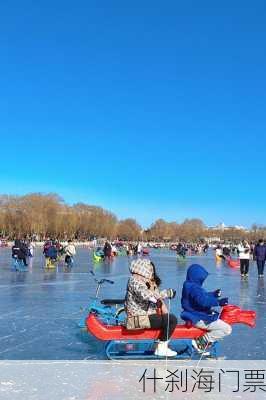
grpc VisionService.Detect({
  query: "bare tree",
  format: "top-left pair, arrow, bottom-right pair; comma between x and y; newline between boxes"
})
117,219 -> 142,241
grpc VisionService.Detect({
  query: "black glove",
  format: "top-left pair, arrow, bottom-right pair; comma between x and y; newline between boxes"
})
166,288 -> 176,299
219,297 -> 228,306
213,289 -> 221,298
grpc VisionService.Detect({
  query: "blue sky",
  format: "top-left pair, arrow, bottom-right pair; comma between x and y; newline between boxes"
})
0,1 -> 265,228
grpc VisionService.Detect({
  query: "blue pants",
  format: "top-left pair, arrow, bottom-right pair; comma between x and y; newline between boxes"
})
65,256 -> 73,268
13,258 -> 26,271
257,260 -> 265,275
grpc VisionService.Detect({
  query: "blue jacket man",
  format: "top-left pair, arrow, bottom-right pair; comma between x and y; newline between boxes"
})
180,264 -> 231,352
47,244 -> 58,260
181,264 -> 222,324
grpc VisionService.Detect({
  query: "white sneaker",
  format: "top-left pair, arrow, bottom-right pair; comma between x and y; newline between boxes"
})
192,339 -> 210,356
154,341 -> 177,357
192,339 -> 201,352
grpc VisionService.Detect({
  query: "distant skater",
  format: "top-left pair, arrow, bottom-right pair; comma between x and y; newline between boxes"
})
103,241 -> 112,259
65,240 -> 76,268
28,241 -> 35,257
238,240 -> 250,278
11,239 -> 28,271
253,239 -> 266,278
20,240 -> 29,267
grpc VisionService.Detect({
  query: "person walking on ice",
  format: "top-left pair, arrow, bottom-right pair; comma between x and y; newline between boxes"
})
253,239 -> 266,278
64,240 -> 76,269
238,240 -> 250,278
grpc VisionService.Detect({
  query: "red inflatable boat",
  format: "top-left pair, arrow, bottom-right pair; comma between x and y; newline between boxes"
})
227,257 -> 240,268
86,305 -> 256,341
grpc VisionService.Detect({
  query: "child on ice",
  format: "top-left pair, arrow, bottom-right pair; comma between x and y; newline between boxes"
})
180,264 -> 232,353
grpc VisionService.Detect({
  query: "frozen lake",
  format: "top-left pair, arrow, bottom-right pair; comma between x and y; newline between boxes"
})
0,246 -> 264,360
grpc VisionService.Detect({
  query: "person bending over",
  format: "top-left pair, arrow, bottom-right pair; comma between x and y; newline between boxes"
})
181,264 -> 232,353
125,258 -> 177,357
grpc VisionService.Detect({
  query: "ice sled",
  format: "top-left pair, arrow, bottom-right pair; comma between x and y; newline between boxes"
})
93,252 -> 103,262
227,257 -> 240,268
86,305 -> 256,360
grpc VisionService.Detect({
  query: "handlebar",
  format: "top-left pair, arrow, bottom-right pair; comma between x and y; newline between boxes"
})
90,271 -> 115,299
99,279 -> 114,285
90,271 -> 114,286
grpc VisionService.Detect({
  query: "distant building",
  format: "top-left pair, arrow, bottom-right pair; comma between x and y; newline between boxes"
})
208,222 -> 249,232
204,236 -> 221,243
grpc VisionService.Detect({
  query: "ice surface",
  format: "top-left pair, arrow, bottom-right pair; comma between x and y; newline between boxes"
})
0,360 -> 265,400
0,247 -> 264,360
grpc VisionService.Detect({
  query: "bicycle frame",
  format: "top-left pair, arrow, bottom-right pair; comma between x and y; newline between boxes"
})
78,272 -> 125,328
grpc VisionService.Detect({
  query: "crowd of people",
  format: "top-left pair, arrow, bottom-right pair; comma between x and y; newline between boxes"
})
42,239 -> 76,268
215,239 -> 266,278
10,238 -> 151,270
175,242 -> 209,257
94,241 -> 146,261
7,236 -> 264,358
11,238 -> 76,271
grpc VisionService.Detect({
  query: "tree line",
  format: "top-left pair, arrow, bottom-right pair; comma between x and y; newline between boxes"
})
0,193 -> 265,242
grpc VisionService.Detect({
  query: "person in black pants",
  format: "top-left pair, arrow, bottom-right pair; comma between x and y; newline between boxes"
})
253,239 -> 266,278
20,240 -> 29,266
149,312 -> 177,341
240,259 -> 249,275
125,258 -> 177,357
146,262 -> 177,341
238,240 -> 250,278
